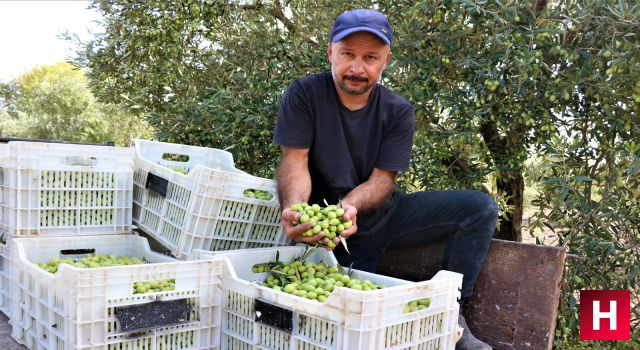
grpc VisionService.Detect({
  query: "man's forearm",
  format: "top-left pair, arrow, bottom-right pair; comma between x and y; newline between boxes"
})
342,169 -> 396,212
276,150 -> 312,209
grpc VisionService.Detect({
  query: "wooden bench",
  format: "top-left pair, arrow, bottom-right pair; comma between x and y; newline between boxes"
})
377,239 -> 566,350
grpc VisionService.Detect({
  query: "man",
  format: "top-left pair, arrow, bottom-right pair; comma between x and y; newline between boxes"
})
273,9 -> 497,350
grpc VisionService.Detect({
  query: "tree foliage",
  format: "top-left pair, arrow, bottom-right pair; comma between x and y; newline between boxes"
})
74,1 -> 638,347
382,0 -> 638,241
0,61 -> 153,146
532,137 -> 639,348
74,0 -> 365,176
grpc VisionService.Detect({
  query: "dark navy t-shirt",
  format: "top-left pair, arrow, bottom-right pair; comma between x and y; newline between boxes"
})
273,72 -> 415,230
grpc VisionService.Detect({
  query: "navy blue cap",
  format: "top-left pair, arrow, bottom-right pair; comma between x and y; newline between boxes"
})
331,9 -> 393,45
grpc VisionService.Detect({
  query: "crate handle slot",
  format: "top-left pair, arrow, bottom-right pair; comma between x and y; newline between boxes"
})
146,173 -> 169,198
402,297 -> 432,314
133,278 -> 176,294
115,298 -> 192,333
59,248 -> 97,260
60,248 -> 96,255
65,156 -> 98,166
162,153 -> 190,163
255,298 -> 293,333
243,188 -> 275,202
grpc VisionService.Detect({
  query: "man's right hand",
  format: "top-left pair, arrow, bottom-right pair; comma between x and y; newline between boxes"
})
319,202 -> 358,249
281,207 -> 326,243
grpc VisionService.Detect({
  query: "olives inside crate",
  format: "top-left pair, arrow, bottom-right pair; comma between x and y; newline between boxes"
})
10,235 -> 222,350
195,246 -> 463,350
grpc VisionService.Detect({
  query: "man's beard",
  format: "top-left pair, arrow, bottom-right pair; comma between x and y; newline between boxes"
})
337,75 -> 376,95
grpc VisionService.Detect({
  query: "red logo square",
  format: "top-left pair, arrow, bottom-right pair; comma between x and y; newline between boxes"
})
580,290 -> 631,341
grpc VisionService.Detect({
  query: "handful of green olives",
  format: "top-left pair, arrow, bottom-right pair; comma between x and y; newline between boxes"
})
290,202 -> 352,249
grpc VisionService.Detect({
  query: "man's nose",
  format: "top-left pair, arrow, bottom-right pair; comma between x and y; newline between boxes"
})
350,58 -> 365,74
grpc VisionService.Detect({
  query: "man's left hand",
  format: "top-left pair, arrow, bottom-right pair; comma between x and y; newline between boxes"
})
321,202 -> 358,249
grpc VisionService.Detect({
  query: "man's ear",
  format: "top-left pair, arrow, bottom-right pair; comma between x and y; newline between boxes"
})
327,42 -> 333,60
383,50 -> 392,70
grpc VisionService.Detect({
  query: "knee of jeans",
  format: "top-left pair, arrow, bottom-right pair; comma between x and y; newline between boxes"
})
481,192 -> 499,220
468,190 -> 497,213
468,191 -> 499,232
482,193 -> 499,237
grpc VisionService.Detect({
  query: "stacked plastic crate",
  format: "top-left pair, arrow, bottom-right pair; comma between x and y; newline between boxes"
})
0,141 -> 222,350
131,139 -> 288,260
133,140 -> 465,349
196,246 -> 464,350
0,139 -> 465,350
0,141 -> 134,319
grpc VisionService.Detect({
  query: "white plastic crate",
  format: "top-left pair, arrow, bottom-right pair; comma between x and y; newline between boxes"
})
196,247 -> 463,350
0,237 -> 10,316
10,235 -> 222,350
132,139 -> 287,260
0,142 -> 134,237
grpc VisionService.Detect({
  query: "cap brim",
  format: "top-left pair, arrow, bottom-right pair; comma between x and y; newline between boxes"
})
332,27 -> 391,45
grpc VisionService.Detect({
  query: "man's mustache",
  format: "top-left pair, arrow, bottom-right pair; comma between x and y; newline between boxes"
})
343,75 -> 368,82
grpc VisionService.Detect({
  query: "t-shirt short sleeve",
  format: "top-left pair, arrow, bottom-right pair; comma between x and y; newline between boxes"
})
273,80 -> 314,148
376,103 -> 415,172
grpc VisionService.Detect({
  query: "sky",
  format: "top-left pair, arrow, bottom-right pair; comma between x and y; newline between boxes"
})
0,1 -> 102,82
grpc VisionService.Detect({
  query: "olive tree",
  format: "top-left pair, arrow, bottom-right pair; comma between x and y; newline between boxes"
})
77,0 -> 636,240
76,0 -> 638,346
0,61 -> 152,145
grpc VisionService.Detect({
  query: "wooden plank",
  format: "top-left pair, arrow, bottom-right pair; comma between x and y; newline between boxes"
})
377,239 -> 566,350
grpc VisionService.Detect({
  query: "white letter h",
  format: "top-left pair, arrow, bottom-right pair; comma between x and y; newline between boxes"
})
593,300 -> 617,330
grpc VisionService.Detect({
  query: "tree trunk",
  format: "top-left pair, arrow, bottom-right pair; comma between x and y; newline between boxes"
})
494,172 -> 524,241
480,115 -> 526,242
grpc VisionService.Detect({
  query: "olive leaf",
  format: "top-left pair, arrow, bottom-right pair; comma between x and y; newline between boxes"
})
336,263 -> 346,275
347,262 -> 354,277
254,262 -> 273,269
297,245 -> 316,262
269,265 -> 284,273
294,267 -> 301,281
339,235 -> 350,254
269,268 -> 291,286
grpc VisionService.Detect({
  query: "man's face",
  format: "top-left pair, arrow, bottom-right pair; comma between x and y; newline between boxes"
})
328,32 -> 392,96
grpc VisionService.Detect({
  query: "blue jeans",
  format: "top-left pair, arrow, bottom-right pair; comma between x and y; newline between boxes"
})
333,190 -> 498,305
